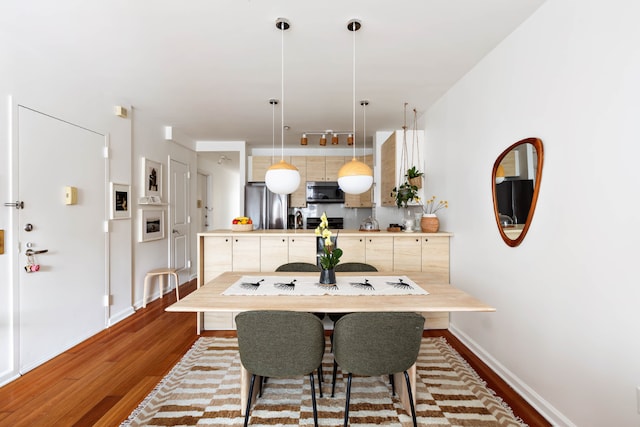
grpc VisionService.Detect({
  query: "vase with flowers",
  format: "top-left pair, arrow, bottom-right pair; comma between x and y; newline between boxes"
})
315,212 -> 342,284
421,196 -> 449,232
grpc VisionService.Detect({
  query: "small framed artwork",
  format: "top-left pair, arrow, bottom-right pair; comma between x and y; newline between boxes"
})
110,182 -> 131,219
139,209 -> 165,242
142,157 -> 162,199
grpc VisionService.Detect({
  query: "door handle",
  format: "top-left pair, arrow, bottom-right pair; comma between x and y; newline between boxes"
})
4,201 -> 24,209
25,249 -> 48,256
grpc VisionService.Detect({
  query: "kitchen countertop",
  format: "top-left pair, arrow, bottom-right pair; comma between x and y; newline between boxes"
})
199,229 -> 453,236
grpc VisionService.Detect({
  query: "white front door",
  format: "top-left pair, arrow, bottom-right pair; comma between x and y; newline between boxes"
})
17,106 -> 106,373
169,158 -> 189,274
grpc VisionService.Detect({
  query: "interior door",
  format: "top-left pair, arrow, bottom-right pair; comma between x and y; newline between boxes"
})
197,171 -> 210,232
17,106 -> 106,373
169,158 -> 189,274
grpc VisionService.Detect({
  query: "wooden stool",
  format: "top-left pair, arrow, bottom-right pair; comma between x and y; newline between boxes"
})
143,268 -> 179,308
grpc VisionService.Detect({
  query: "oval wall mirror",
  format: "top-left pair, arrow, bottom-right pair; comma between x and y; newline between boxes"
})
492,137 -> 544,247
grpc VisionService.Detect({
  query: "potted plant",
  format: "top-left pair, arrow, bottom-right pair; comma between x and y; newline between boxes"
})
420,196 -> 449,232
405,166 -> 424,189
315,212 -> 342,284
390,181 -> 419,208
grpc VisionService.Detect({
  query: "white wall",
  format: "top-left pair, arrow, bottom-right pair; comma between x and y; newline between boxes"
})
197,153 -> 240,230
0,25 -> 198,383
425,0 -> 640,426
131,110 -> 197,308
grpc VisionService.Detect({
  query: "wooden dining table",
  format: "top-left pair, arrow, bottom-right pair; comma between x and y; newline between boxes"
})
166,271 -> 495,415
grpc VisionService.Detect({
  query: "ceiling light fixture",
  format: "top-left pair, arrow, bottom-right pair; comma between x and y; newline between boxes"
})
337,18 -> 373,195
299,130 -> 352,145
265,17 -> 300,195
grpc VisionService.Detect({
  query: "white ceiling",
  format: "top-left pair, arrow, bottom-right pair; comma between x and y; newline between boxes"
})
5,0 -> 544,149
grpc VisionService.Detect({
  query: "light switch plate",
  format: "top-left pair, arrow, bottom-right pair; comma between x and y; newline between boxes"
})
65,186 -> 78,205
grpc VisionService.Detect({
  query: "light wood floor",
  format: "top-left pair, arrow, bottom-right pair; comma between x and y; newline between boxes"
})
0,280 -> 550,427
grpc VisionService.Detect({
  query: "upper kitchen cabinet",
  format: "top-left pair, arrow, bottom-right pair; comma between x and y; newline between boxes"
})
380,130 -> 424,207
306,156 -> 345,181
290,156 -> 307,207
250,155 -> 292,181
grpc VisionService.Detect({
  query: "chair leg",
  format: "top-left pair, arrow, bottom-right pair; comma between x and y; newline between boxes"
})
244,374 -> 256,427
403,370 -> 418,427
331,359 -> 338,397
309,373 -> 318,427
390,373 -> 395,396
343,373 -> 352,427
317,366 -> 323,398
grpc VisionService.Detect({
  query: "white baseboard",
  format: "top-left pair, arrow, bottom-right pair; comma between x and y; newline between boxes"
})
0,371 -> 20,388
449,324 -> 575,427
108,306 -> 135,327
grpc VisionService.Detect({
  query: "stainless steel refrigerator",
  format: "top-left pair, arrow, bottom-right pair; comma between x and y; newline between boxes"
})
244,182 -> 289,230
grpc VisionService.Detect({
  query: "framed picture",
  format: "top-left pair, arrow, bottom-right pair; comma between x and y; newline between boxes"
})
142,157 -> 162,198
110,183 -> 131,219
139,209 -> 165,242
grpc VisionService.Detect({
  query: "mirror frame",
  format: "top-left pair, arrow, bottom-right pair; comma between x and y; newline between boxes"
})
492,137 -> 544,247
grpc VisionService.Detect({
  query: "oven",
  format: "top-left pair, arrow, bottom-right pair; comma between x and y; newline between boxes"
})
306,216 -> 344,230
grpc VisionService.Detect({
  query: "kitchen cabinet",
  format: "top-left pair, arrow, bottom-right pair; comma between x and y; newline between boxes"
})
305,156 -> 326,181
305,156 -> 345,181
287,235 -> 317,264
290,156 -> 307,208
393,236 -> 423,272
260,235 -> 317,270
380,135 -> 397,207
201,235 -> 232,285
344,154 -> 374,207
325,156 -> 345,181
364,235 -> 394,271
421,235 -> 450,282
249,156 -> 273,182
231,235 -> 261,271
337,235 -> 366,263
198,230 -> 451,330
260,236 -> 289,272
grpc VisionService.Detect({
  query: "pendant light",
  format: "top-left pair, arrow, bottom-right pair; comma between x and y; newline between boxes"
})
338,19 -> 373,195
265,17 -> 300,195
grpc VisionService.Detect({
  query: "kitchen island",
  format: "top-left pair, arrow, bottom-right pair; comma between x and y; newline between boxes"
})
197,229 -> 453,330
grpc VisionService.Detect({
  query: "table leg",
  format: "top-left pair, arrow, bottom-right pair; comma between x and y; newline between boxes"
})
394,363 -> 417,415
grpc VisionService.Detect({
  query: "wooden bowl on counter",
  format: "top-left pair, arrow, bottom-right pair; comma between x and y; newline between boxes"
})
231,224 -> 253,232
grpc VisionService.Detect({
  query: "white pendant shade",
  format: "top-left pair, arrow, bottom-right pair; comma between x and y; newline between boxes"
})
265,160 -> 300,195
337,158 -> 373,194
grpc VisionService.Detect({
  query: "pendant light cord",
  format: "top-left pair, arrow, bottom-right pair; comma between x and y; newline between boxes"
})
411,108 -> 421,168
352,20 -> 356,161
280,22 -> 285,161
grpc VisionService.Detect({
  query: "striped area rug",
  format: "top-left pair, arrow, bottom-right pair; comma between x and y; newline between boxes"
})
122,337 -> 526,426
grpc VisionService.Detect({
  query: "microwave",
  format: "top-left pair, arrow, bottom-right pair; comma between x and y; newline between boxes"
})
306,181 -> 345,203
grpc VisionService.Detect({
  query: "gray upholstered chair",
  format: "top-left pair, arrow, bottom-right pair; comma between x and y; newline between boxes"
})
235,310 -> 325,427
334,262 -> 377,272
275,262 -> 320,272
331,312 -> 425,427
